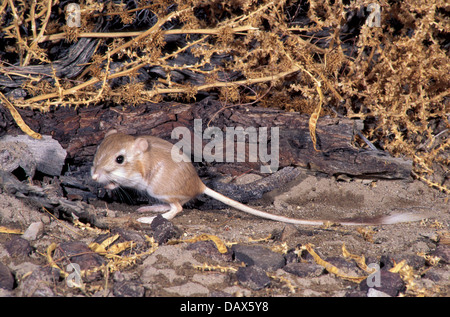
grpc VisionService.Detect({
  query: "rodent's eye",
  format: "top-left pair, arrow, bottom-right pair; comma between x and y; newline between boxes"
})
115,155 -> 125,164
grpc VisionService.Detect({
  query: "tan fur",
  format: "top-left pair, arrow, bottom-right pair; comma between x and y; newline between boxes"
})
92,131 -> 425,226
137,136 -> 205,204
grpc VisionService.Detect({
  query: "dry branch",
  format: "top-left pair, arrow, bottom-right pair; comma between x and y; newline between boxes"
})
0,0 -> 448,192
37,26 -> 258,43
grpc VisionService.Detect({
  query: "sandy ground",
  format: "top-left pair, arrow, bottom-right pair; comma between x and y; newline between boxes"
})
0,169 -> 449,297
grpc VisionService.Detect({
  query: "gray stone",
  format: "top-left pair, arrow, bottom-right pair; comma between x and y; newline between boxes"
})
360,270 -> 405,297
0,134 -> 67,177
432,244 -> 450,264
283,262 -> 324,278
22,221 -> 44,241
0,263 -> 14,291
164,282 -> 210,296
14,265 -> 58,297
150,214 -> 182,244
232,244 -> 285,271
113,280 -> 145,297
5,237 -> 32,258
236,266 -> 271,290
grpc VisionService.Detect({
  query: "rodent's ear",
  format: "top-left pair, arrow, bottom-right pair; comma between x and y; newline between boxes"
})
134,137 -> 149,153
105,129 -> 118,137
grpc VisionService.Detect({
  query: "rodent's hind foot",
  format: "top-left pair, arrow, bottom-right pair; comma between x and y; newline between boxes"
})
137,216 -> 157,224
137,202 -> 183,224
137,204 -> 171,213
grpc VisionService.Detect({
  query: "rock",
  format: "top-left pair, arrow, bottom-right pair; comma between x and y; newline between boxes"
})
150,214 -> 183,244
360,270 -> 405,297
432,244 -> 450,264
345,290 -> 367,297
367,288 -> 392,297
325,256 -> 363,277
22,221 -> 44,241
113,280 -> 145,297
232,244 -> 285,271
164,282 -> 210,296
235,266 -> 271,290
40,215 -> 51,224
380,254 -> 426,271
192,273 -> 227,286
186,240 -> 233,262
53,241 -> 104,282
0,288 -> 13,297
93,228 -> 147,256
140,245 -> 202,287
14,265 -> 58,297
284,249 -> 299,264
110,228 -> 146,244
0,141 -> 35,178
423,267 -> 450,283
0,263 -> 14,290
0,135 -> 67,177
5,237 -> 32,258
283,262 -> 324,278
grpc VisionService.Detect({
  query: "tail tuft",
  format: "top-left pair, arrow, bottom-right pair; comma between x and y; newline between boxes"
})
379,212 -> 427,225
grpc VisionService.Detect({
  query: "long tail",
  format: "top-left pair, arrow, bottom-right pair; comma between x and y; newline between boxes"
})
203,187 -> 425,226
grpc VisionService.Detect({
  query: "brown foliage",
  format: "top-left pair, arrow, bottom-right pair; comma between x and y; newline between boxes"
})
0,0 -> 449,192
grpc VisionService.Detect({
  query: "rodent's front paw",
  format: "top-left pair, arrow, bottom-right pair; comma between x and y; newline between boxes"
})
137,216 -> 156,224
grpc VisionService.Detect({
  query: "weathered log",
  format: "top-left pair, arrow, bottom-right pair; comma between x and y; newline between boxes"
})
0,38 -> 98,88
0,98 -> 411,179
0,170 -> 107,228
0,134 -> 67,178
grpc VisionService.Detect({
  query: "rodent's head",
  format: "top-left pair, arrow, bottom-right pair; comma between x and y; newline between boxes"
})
91,130 -> 149,190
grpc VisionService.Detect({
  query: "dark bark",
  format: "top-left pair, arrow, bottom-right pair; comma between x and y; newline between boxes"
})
0,98 -> 411,180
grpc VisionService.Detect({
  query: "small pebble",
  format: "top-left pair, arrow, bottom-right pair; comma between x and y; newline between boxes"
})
150,215 -> 182,244
232,244 -> 285,271
40,215 -> 51,225
283,262 -> 324,278
22,221 -> 43,241
5,237 -> 32,258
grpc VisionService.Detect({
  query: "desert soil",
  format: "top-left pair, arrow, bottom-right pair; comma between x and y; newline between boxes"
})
0,169 -> 448,298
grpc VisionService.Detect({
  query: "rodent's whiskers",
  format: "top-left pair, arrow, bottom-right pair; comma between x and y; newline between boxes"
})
113,186 -> 135,205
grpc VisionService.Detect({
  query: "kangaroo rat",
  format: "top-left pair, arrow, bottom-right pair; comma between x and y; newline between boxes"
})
91,130 -> 424,225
